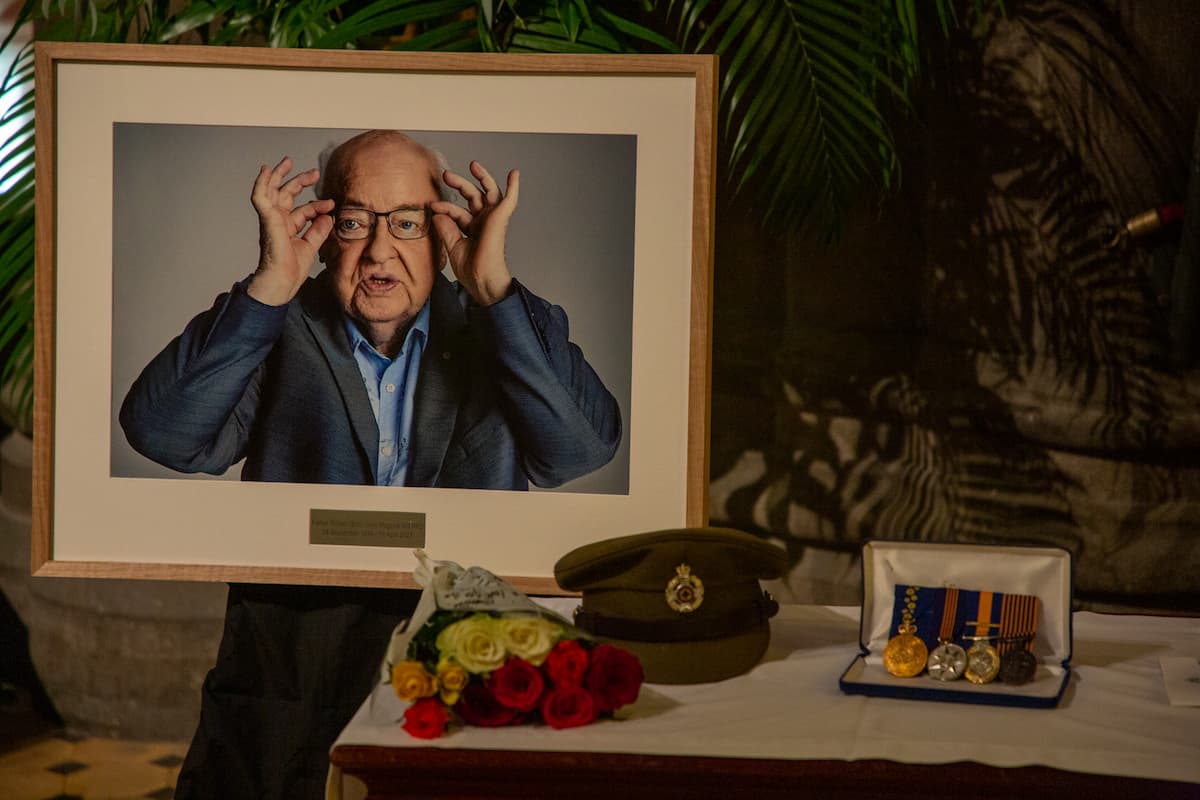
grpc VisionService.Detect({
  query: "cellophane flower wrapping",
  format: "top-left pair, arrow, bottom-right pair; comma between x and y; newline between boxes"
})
368,551 -> 644,739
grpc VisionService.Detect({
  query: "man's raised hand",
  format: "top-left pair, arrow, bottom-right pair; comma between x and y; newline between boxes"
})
247,157 -> 334,306
432,160 -> 519,307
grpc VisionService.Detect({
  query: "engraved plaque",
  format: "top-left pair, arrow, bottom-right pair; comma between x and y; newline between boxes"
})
309,509 -> 426,548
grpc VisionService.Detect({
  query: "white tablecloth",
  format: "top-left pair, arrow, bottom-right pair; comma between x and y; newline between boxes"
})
331,602 -> 1200,794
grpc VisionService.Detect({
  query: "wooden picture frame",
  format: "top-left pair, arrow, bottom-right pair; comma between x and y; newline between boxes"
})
32,42 -> 716,592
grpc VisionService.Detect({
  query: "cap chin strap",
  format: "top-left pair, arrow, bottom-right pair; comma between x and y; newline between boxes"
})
574,592 -> 779,643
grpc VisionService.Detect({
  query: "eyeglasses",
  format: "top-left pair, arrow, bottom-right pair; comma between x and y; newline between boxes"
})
332,206 -> 430,241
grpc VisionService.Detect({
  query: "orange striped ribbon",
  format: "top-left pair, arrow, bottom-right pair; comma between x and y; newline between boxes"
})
939,587 -> 959,641
998,591 -> 1039,655
972,591 -> 994,641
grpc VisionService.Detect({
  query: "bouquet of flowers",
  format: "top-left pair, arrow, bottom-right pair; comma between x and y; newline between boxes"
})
378,552 -> 644,740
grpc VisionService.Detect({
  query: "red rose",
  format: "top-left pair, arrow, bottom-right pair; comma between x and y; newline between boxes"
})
541,685 -> 599,729
544,640 -> 589,687
487,658 -> 545,712
455,681 -> 525,727
401,697 -> 451,739
585,643 -> 644,712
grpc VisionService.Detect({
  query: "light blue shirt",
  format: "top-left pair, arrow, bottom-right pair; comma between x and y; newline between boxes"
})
343,301 -> 431,486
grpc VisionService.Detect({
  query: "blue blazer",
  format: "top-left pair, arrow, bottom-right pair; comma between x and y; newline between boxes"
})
120,272 -> 621,490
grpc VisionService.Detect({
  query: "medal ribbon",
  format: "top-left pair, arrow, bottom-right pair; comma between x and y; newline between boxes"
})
972,590 -> 996,641
891,585 -> 1036,651
938,587 -> 959,642
890,585 -> 941,646
998,591 -> 1039,655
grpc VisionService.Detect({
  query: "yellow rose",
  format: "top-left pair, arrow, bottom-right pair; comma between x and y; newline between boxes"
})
436,659 -> 470,705
497,615 -> 563,666
436,614 -> 506,674
391,661 -> 438,702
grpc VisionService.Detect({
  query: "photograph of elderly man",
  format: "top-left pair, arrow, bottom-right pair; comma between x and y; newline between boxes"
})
116,127 -> 632,494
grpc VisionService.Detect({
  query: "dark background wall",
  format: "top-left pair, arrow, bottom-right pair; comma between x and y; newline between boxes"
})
707,0 -> 1200,611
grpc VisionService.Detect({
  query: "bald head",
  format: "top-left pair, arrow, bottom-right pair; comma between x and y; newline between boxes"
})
317,130 -> 449,205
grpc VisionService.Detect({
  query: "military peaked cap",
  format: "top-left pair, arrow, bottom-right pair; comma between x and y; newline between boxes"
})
554,527 -> 787,684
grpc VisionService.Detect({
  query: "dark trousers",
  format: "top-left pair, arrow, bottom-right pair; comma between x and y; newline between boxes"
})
175,583 -> 420,800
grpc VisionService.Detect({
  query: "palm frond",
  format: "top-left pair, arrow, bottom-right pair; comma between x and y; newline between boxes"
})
670,0 -> 907,236
592,6 -> 678,52
0,22 -> 36,429
509,17 -> 620,52
669,0 -> 990,236
496,2 -> 673,54
389,18 -> 479,51
327,0 -> 478,50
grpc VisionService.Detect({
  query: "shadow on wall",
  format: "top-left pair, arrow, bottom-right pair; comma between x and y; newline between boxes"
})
708,0 -> 1200,613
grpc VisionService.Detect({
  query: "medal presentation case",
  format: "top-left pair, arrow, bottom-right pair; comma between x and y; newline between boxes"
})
839,540 -> 1072,708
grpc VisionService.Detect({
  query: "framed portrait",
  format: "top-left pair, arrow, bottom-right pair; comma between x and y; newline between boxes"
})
33,42 -> 715,592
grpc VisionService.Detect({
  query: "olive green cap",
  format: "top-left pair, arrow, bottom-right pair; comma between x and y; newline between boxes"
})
554,527 -> 787,684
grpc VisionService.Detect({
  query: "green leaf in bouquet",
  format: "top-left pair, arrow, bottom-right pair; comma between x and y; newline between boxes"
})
407,609 -> 470,670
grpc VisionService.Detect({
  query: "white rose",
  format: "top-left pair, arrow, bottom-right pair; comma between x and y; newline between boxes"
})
435,614 -> 506,674
497,615 -> 562,666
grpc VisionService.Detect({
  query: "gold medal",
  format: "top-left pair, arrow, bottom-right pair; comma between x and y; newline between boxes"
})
964,636 -> 1001,684
883,623 -> 928,677
964,596 -> 1002,685
884,586 -> 928,678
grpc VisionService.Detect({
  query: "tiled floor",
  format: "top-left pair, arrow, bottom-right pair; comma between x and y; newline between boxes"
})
0,686 -> 186,800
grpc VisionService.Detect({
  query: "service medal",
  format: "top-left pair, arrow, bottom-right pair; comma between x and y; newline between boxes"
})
964,595 -> 1002,685
996,595 -> 1040,686
964,639 -> 1000,684
884,622 -> 928,678
999,649 -> 1038,685
927,641 -> 967,681
884,585 -> 928,677
927,587 -> 966,681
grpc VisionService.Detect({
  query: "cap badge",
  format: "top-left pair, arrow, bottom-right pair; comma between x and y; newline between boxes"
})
665,563 -> 704,613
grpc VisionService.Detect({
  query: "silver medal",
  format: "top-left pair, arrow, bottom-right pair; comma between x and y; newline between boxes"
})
927,641 -> 967,681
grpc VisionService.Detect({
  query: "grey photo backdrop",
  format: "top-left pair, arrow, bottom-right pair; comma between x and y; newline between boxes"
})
109,123 -> 634,494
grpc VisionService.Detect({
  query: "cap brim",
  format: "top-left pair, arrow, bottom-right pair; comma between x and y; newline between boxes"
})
593,624 -> 771,685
